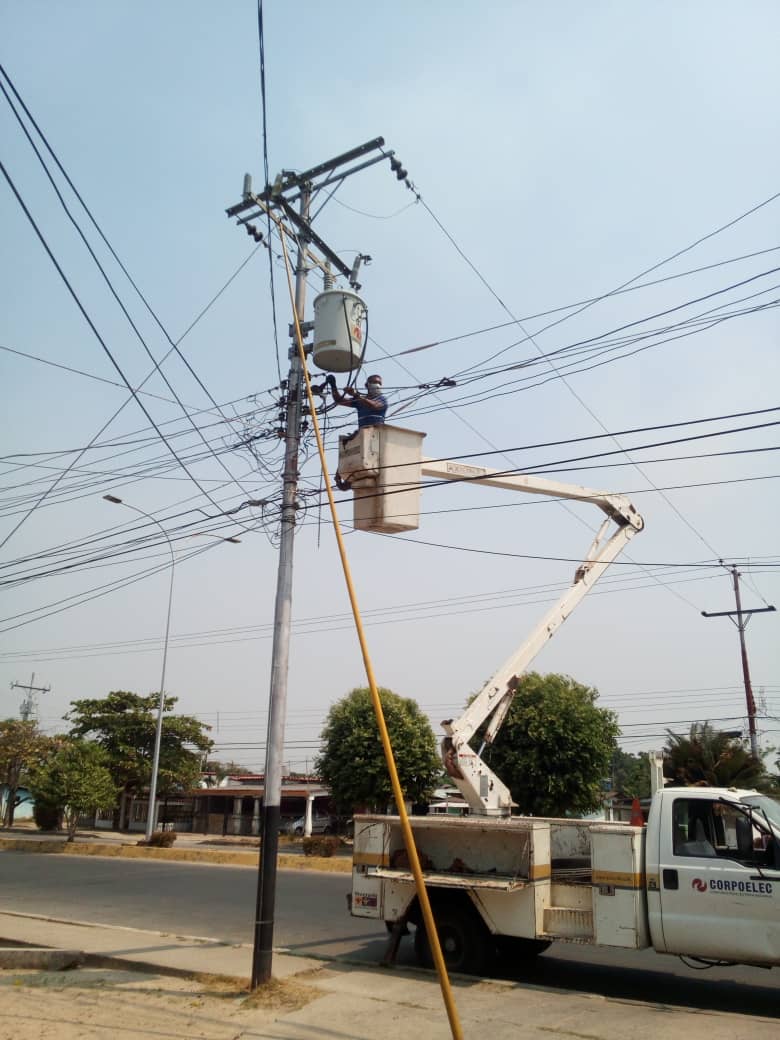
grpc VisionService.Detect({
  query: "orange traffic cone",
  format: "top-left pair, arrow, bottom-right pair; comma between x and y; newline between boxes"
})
630,797 -> 644,827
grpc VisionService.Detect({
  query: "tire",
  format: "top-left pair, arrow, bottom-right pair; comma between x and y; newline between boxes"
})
413,904 -> 492,976
323,826 -> 332,835
294,826 -> 303,837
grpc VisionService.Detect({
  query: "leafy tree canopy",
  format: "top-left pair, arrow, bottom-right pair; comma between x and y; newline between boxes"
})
202,759 -> 253,786
0,719 -> 57,827
29,738 -> 117,841
663,721 -> 772,790
316,687 -> 440,813
481,671 -> 619,817
66,691 -> 212,798
610,748 -> 652,799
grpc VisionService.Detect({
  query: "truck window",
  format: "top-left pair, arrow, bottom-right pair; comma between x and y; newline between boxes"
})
672,797 -> 772,865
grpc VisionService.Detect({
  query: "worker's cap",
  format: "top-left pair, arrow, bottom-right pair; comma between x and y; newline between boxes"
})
366,374 -> 382,385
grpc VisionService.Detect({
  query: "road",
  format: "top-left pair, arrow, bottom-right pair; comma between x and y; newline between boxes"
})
1,851 -> 777,1017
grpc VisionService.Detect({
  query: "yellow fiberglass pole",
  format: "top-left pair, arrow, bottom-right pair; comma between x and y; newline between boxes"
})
276,227 -> 463,1040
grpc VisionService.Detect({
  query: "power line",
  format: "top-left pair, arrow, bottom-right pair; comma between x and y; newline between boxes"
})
383,245 -> 780,360
0,74 -> 258,525
413,184 -> 780,576
255,0 -> 283,386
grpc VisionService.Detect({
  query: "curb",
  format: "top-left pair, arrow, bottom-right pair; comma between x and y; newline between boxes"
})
0,947 -> 84,970
0,837 -> 351,872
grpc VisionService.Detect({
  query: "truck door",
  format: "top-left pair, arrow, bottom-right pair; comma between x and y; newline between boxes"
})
658,795 -> 780,964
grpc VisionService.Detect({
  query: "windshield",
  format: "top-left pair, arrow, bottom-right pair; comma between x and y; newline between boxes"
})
741,793 -> 780,834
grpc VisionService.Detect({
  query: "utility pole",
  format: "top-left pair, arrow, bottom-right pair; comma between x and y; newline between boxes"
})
226,137 -> 396,987
702,567 -> 775,757
10,673 -> 50,721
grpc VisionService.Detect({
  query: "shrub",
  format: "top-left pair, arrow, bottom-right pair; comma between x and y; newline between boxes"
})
33,801 -> 62,831
138,829 -> 177,848
301,835 -> 340,857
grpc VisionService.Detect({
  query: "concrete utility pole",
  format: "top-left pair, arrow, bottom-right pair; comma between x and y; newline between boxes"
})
702,566 -> 776,757
10,673 -> 50,721
226,138 -> 393,988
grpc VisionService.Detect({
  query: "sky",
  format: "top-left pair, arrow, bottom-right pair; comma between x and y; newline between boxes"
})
1,1 -> 779,777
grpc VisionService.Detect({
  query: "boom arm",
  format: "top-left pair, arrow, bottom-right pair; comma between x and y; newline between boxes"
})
421,458 -> 644,816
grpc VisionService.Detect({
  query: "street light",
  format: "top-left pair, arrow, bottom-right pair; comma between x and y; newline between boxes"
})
104,497 -> 242,838
104,494 -> 175,842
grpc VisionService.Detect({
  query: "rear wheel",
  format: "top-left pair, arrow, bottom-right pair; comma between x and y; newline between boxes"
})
413,904 -> 492,976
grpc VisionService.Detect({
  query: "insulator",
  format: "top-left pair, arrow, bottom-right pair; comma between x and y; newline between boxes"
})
390,157 -> 408,181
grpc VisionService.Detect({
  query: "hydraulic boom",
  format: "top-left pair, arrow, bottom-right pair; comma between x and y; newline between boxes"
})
420,457 -> 644,816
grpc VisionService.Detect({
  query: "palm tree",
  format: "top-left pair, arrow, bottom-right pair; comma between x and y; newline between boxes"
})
663,722 -> 768,789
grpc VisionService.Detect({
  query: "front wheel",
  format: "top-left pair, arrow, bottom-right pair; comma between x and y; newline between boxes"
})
413,905 -> 492,976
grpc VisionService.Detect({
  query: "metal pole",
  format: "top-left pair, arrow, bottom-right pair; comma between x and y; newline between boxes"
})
251,186 -> 310,988
103,495 -> 175,840
731,567 -> 759,758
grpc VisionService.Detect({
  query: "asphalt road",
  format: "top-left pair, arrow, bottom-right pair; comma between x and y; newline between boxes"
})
1,851 -> 777,1018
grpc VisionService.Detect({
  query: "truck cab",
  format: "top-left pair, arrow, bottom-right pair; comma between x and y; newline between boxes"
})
646,787 -> 780,964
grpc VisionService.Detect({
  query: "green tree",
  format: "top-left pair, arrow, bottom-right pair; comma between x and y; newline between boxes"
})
316,687 -> 440,812
28,739 -> 117,841
202,759 -> 252,787
0,720 -> 55,827
610,748 -> 652,799
663,722 -> 770,789
481,672 -> 619,816
66,691 -> 212,826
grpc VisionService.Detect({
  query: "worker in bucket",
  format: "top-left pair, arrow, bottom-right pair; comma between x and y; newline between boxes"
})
327,373 -> 387,428
328,373 -> 387,491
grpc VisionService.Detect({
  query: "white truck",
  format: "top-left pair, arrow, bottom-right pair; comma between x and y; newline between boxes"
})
343,427 -> 780,973
351,779 -> 780,974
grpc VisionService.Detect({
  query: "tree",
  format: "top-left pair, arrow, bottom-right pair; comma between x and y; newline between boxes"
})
66,691 -> 213,826
0,720 -> 54,827
316,687 -> 440,812
28,739 -> 117,841
480,672 -> 620,817
663,722 -> 770,789
202,759 -> 252,787
610,748 -> 652,799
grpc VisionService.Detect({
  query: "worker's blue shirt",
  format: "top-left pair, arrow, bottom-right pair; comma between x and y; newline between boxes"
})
348,393 -> 387,428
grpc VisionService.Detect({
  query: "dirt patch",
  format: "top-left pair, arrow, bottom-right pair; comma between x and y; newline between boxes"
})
241,975 -> 322,1011
0,966 -> 324,1039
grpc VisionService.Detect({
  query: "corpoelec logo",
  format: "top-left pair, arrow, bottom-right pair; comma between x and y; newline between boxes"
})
692,877 -> 773,896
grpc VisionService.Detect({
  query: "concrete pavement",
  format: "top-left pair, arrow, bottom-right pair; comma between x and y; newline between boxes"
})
1,829 -> 778,1037
0,908 -> 777,1039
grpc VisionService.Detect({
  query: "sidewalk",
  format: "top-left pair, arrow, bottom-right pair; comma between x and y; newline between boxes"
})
0,910 -> 777,1040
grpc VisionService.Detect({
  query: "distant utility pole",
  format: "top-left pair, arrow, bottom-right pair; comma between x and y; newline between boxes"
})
10,672 -> 51,722
702,567 -> 775,757
226,137 -> 396,988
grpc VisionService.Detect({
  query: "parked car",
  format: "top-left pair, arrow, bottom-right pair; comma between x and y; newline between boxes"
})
288,813 -> 334,836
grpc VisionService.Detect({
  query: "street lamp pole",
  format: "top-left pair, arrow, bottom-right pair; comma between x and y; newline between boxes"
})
103,494 -> 174,841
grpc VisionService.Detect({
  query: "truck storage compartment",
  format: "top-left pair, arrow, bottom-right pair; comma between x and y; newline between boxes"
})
591,824 -> 650,949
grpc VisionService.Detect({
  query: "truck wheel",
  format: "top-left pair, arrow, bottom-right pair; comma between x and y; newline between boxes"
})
495,935 -> 551,962
413,906 -> 492,975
